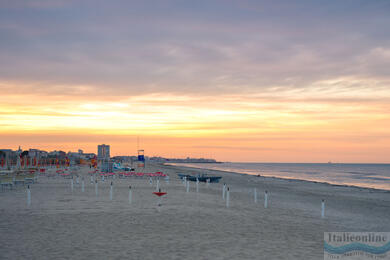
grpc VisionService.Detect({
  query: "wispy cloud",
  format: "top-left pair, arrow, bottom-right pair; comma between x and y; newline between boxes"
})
0,0 -> 389,95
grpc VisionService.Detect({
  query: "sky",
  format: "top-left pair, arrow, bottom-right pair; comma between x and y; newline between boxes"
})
0,0 -> 390,162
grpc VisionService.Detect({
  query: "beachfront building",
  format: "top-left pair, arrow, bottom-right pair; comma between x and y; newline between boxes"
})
0,149 -> 13,169
28,149 -> 48,158
48,150 -> 66,158
82,153 -> 96,159
97,144 -> 110,161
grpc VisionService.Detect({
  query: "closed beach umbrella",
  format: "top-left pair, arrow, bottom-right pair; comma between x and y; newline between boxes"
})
17,155 -> 21,169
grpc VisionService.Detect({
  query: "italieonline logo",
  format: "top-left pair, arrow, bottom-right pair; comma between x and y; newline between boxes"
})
324,232 -> 390,259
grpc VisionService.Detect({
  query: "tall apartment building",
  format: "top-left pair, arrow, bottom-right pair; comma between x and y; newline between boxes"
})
97,144 -> 110,161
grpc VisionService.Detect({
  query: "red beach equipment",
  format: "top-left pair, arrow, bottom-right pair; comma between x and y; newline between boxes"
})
153,192 -> 167,197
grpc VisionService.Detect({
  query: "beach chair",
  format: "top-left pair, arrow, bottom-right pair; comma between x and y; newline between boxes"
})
0,176 -> 14,190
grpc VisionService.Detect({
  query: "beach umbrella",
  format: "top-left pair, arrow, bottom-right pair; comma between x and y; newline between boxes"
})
5,153 -> 10,170
17,155 -> 21,169
153,189 -> 167,207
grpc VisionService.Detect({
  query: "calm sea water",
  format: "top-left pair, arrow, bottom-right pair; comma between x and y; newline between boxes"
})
167,162 -> 390,190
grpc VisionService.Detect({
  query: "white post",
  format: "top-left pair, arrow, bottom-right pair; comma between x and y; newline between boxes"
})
222,183 -> 226,200
321,199 -> 325,218
27,185 -> 31,206
76,176 -> 79,184
183,176 -> 187,187
186,180 -> 190,193
95,180 -> 98,197
254,188 -> 257,203
102,175 -> 105,182
110,182 -> 113,201
156,179 -> 160,191
226,187 -> 230,208
206,178 -> 210,187
90,175 -> 93,184
71,178 -> 74,193
81,178 -> 85,192
196,178 -> 199,193
129,186 -> 132,205
264,190 -> 268,208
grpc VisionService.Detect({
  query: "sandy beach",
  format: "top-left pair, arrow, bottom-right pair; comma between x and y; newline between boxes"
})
1,163 -> 389,260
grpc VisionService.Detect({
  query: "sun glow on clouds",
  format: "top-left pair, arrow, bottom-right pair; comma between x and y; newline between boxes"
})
1,78 -> 390,162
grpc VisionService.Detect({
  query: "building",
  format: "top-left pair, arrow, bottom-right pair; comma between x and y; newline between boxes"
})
28,149 -> 48,158
82,153 -> 96,159
97,144 -> 110,161
101,161 -> 113,172
48,150 -> 66,158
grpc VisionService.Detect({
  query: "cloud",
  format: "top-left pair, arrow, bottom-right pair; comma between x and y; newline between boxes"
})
0,0 -> 389,96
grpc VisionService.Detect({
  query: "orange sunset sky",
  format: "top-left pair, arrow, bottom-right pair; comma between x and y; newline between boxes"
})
1,1 -> 390,163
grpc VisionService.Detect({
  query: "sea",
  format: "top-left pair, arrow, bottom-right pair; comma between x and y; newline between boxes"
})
166,162 -> 390,190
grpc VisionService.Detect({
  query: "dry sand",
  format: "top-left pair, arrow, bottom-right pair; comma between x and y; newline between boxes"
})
0,163 -> 389,259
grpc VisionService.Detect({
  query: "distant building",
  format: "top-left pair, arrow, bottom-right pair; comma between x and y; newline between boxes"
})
67,149 -> 96,160
82,153 -> 96,159
67,151 -> 80,158
97,144 -> 110,161
48,150 -> 66,158
28,149 -> 48,158
101,161 -> 113,172
0,149 -> 13,154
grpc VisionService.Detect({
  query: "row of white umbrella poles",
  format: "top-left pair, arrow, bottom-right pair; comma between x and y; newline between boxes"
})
26,181 -> 134,207
91,179 -> 135,203
181,176 -> 210,194
26,176 -> 326,218
223,185 -> 325,218
180,178 -> 326,218
78,175 -> 166,203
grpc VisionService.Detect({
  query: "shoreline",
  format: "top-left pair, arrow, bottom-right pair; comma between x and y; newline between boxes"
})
163,162 -> 390,193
